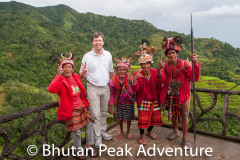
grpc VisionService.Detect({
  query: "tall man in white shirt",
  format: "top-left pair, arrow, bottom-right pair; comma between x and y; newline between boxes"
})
80,32 -> 115,148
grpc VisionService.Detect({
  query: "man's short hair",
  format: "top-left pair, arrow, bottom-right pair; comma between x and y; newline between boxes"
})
92,32 -> 104,41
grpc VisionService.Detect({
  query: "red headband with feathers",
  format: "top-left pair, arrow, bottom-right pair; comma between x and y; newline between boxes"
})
161,36 -> 188,54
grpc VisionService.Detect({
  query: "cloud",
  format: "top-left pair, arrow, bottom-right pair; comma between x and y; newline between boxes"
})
194,4 -> 240,18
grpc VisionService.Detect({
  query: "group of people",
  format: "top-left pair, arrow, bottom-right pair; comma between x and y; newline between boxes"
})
48,32 -> 200,160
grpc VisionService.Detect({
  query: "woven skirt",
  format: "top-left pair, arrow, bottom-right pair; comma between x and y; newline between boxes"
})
138,100 -> 163,129
65,103 -> 91,132
116,99 -> 135,121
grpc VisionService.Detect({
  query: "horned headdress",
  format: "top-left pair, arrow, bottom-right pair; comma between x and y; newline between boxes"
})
50,52 -> 76,68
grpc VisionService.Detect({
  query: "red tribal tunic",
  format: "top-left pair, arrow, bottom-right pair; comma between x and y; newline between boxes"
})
159,59 -> 200,123
48,73 -> 89,121
132,68 -> 166,128
132,68 -> 166,107
159,59 -> 201,105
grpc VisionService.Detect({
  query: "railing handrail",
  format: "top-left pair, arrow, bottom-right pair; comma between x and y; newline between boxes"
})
0,102 -> 59,124
193,88 -> 240,95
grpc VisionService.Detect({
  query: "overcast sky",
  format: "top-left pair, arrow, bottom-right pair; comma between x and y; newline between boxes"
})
1,0 -> 240,48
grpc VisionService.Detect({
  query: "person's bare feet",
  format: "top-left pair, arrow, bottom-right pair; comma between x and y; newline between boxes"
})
139,137 -> 146,145
126,133 -> 133,139
117,133 -> 124,139
146,132 -> 157,139
126,133 -> 133,140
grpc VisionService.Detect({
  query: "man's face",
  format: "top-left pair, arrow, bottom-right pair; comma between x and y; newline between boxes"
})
166,50 -> 179,62
62,64 -> 73,78
92,36 -> 104,51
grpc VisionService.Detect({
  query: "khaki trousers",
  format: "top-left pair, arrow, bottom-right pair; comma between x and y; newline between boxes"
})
87,83 -> 110,141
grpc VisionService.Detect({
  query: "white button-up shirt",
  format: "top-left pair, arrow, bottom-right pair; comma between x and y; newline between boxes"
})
80,49 -> 114,86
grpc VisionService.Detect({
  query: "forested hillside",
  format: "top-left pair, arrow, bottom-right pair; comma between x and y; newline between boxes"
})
0,1 -> 239,89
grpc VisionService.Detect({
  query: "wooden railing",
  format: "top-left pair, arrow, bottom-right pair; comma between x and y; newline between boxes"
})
0,102 -> 71,160
0,88 -> 240,159
188,88 -> 240,141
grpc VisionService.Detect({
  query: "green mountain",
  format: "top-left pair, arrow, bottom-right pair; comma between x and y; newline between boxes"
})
0,1 -> 240,89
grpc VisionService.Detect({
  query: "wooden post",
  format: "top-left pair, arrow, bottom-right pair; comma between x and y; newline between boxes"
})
39,111 -> 50,160
222,94 -> 229,136
39,111 -> 48,144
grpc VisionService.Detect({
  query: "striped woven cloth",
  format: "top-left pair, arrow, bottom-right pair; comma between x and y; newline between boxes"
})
116,99 -> 135,121
138,100 -> 161,111
138,100 -> 163,128
65,103 -> 91,132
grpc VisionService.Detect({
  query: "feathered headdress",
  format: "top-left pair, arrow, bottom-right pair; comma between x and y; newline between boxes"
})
50,52 -> 76,67
161,36 -> 188,54
114,53 -> 132,70
134,39 -> 156,64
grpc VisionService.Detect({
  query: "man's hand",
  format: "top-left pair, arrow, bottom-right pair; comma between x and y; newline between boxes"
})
81,62 -> 87,73
157,56 -> 167,70
157,56 -> 167,79
80,62 -> 87,79
190,54 -> 198,63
